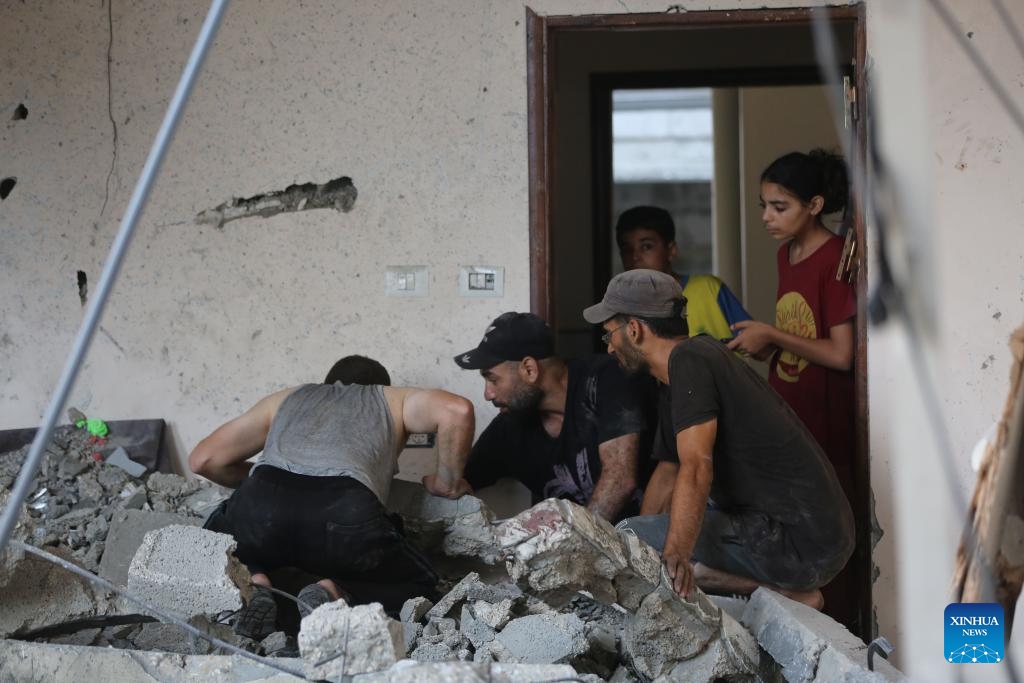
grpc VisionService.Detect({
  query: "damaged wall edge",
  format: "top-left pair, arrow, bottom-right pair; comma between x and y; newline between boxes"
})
195,176 -> 357,228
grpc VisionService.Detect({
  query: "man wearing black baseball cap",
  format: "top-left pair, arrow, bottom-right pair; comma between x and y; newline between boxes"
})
454,312 -> 656,523
585,270 -> 854,611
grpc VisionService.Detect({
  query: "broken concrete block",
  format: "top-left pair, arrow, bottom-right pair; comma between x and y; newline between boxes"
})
0,550 -> 110,637
495,612 -> 589,665
659,610 -> 760,682
386,480 -> 502,562
709,594 -> 750,623
400,596 -> 433,623
98,509 -> 201,587
742,588 -> 905,683
402,622 -> 423,652
353,661 -> 583,682
146,472 -> 203,499
105,447 -> 146,478
423,616 -> 457,637
622,582 -> 722,679
299,601 -> 404,678
472,598 -> 513,630
496,499 -> 630,606
410,641 -> 458,662
0,489 -> 29,586
426,572 -> 480,620
260,630 -> 289,656
460,603 -> 496,648
126,525 -> 250,619
0,640 -> 304,682
613,532 -> 664,611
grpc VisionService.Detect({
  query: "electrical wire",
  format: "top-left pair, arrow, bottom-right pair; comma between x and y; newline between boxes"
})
9,541 -> 309,680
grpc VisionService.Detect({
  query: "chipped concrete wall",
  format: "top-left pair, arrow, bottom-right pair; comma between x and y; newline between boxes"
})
1,0 -> 1022,675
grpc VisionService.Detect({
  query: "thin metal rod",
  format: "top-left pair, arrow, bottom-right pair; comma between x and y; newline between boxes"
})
10,541 -> 307,680
0,0 -> 230,553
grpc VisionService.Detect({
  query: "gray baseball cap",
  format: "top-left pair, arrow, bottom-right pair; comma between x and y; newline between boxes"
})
583,269 -> 686,324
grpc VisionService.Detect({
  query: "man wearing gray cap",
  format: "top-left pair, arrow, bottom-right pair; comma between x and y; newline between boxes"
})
584,270 -> 853,609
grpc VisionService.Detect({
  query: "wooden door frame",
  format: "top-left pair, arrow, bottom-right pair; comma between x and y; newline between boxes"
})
526,3 -> 873,637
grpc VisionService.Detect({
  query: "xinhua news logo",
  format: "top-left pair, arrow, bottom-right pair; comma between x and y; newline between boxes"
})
945,603 -> 1004,664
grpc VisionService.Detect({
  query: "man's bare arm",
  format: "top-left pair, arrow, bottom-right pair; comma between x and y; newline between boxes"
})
188,388 -> 294,488
663,419 -> 717,598
587,433 -> 640,521
399,388 -> 475,498
640,460 -> 679,515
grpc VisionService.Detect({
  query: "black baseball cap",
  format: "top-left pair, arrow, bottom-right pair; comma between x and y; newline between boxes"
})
454,312 -> 554,370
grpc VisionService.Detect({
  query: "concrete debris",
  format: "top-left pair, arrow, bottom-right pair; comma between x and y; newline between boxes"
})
353,660 -> 585,682
459,603 -> 496,648
126,525 -> 251,619
742,588 -> 905,682
410,641 -> 458,662
387,479 -> 501,563
400,595 -> 434,623
402,622 -> 423,652
105,446 -> 147,478
299,601 -> 405,678
471,598 -> 513,630
495,612 -> 588,664
259,631 -> 289,656
622,582 -> 721,677
0,550 -> 111,637
0,640 -> 303,682
99,509 -> 201,587
0,489 -> 29,585
427,571 -> 482,620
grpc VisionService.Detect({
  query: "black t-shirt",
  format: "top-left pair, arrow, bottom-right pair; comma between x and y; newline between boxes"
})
653,335 -> 851,533
465,355 -> 656,511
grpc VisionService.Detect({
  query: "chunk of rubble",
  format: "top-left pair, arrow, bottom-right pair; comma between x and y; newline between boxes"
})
410,641 -> 458,662
400,596 -> 433,623
126,525 -> 251,619
98,509 -> 201,587
498,499 -> 758,680
0,550 -> 111,637
386,479 -> 501,562
0,489 -> 29,586
742,587 -> 905,682
495,612 -> 588,664
355,661 -> 585,682
299,601 -> 405,678
459,603 -> 496,648
0,640 -> 304,681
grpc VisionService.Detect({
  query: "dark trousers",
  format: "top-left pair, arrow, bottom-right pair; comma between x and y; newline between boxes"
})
204,465 -> 438,615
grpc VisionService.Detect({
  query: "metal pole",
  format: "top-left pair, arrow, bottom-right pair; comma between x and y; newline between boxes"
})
0,0 -> 231,553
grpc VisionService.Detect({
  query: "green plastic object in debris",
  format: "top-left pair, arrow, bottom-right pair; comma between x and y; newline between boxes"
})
82,418 -> 109,438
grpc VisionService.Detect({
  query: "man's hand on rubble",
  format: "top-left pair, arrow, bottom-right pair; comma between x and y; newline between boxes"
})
663,548 -> 696,599
422,474 -> 472,499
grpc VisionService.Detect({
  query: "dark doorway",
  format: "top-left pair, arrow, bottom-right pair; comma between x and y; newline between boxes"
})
527,5 -> 872,638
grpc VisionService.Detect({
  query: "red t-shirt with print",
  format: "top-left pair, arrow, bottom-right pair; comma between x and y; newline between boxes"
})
769,233 -> 856,495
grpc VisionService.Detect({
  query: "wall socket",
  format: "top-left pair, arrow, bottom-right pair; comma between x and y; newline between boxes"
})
385,266 -> 428,297
458,266 -> 504,298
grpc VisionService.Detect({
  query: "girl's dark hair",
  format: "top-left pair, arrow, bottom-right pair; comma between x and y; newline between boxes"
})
761,148 -> 849,215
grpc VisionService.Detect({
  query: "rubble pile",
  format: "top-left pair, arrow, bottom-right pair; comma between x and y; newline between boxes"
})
0,432 -> 906,681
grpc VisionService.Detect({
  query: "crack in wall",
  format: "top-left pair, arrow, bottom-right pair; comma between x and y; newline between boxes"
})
100,0 -> 119,218
195,176 -> 357,228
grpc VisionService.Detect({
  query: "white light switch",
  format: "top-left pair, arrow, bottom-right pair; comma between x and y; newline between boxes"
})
459,266 -> 504,298
386,266 -> 428,297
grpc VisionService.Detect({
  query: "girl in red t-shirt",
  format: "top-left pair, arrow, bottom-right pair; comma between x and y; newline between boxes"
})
727,149 -> 858,625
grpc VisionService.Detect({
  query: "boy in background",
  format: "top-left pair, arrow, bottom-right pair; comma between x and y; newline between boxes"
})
616,205 -> 750,339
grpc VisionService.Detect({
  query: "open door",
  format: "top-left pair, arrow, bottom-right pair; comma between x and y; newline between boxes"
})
527,5 -> 872,638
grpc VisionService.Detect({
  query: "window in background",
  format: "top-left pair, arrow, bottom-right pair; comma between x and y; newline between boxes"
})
611,88 -> 713,277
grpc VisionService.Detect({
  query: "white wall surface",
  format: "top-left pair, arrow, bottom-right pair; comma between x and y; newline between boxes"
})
2,1 -> 1023,677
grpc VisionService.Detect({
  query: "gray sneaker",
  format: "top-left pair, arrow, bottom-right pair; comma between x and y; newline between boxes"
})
297,583 -> 335,620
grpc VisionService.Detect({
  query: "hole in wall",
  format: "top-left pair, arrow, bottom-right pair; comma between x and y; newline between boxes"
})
77,271 -> 88,306
0,177 -> 16,199
12,104 -> 28,121
195,176 -> 357,228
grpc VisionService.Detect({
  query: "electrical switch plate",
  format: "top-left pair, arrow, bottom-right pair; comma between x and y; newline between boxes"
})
458,266 -> 504,298
385,266 -> 428,297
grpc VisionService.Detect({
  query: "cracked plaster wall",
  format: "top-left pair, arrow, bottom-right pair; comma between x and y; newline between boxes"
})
1,0 -> 1023,675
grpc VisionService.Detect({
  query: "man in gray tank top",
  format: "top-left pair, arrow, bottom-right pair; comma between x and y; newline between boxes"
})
189,355 -> 474,640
